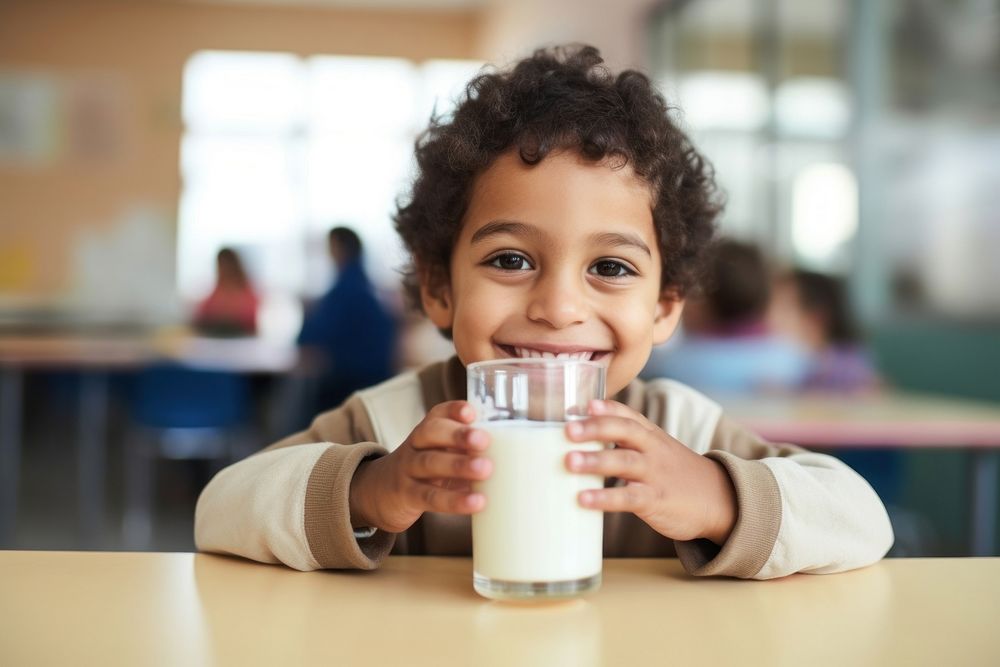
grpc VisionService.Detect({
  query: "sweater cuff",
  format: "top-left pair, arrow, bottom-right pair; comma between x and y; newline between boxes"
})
304,443 -> 395,569
674,450 -> 782,578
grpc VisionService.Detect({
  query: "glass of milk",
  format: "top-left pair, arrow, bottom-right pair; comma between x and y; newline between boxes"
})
467,359 -> 606,601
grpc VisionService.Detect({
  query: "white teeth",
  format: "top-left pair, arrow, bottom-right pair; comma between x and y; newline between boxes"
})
508,347 -> 597,361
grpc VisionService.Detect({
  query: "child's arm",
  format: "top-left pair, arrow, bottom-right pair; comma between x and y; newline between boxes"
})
673,415 -> 894,579
195,398 -> 493,571
194,396 -> 395,570
566,398 -> 893,579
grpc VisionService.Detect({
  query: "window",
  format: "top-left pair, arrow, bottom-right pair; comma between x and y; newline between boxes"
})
178,50 -> 483,339
650,0 -> 855,270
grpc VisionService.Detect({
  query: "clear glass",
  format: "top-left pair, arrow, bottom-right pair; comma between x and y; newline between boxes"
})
467,359 -> 606,601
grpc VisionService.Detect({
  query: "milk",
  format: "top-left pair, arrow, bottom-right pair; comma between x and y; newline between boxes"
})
472,421 -> 604,583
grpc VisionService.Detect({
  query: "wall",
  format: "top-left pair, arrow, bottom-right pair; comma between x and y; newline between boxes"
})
476,0 -> 660,71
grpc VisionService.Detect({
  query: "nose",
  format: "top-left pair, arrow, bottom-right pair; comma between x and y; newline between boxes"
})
526,269 -> 589,329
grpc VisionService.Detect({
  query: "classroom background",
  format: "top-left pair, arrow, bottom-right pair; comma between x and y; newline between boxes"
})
1,0 -> 998,557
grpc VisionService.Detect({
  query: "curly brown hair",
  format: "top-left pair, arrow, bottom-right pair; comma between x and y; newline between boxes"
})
394,44 -> 721,315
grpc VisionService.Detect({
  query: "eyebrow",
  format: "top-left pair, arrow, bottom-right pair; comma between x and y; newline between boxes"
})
469,220 -> 541,245
469,220 -> 652,258
588,231 -> 652,258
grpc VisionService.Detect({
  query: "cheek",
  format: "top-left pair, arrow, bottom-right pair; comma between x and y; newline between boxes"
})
450,280 -> 508,353
611,298 -> 659,343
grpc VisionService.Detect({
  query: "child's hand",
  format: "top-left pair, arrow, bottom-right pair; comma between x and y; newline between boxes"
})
348,401 -> 492,534
565,400 -> 738,545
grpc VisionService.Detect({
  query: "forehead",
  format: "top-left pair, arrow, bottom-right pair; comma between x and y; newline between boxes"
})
460,150 -> 656,246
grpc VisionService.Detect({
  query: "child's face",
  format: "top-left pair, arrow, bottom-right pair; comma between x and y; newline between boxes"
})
768,280 -> 825,351
422,149 -> 684,395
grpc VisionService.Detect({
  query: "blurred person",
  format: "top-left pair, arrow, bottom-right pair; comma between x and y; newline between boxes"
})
297,227 -> 398,410
193,247 -> 259,336
642,239 -> 810,394
769,269 -> 881,393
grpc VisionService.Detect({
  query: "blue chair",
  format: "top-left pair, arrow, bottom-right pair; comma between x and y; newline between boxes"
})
123,364 -> 251,549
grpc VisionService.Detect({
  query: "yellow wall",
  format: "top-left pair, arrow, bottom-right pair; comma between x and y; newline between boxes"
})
0,0 -> 479,300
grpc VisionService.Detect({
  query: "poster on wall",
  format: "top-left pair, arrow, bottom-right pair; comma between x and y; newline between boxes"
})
0,73 -> 60,165
0,70 -> 128,166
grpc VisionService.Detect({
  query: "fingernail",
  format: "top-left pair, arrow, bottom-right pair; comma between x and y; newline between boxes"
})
580,491 -> 594,506
567,422 -> 583,438
470,457 -> 488,473
567,452 -> 583,470
589,400 -> 604,414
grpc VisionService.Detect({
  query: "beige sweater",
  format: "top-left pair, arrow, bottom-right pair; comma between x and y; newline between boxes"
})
195,357 -> 893,579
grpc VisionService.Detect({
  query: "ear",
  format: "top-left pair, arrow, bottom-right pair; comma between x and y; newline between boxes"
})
420,275 -> 454,331
652,290 -> 685,345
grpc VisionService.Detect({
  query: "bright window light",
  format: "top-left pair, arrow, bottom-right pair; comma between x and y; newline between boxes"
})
306,136 -> 412,225
791,162 -> 858,266
417,59 -> 486,123
677,72 -> 769,131
307,56 -> 417,131
182,51 -> 303,132
775,78 -> 850,139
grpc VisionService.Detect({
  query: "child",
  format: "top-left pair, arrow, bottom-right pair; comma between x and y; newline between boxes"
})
769,269 -> 882,393
195,45 -> 892,579
642,239 -> 811,395
193,247 -> 259,336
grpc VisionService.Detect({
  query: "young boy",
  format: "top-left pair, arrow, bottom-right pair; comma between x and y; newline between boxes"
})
195,45 -> 893,579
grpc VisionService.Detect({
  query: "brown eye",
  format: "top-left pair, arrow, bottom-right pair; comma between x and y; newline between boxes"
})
488,253 -> 532,271
590,260 -> 631,278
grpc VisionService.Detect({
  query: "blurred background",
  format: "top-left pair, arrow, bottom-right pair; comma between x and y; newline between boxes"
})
1,0 -> 998,556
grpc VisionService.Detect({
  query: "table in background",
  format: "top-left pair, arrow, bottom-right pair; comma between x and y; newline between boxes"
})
1,553 -> 998,665
0,334 -> 301,547
723,392 -> 1000,556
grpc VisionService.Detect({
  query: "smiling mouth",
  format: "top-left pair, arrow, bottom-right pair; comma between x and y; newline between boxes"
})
496,344 -> 610,362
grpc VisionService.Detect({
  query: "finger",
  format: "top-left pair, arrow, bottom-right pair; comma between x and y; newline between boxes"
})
409,450 -> 492,481
434,478 -> 474,493
412,482 -> 486,514
578,483 -> 652,513
566,447 -> 646,481
428,400 -> 477,424
411,419 -> 490,452
565,415 -> 652,452
588,399 -> 656,431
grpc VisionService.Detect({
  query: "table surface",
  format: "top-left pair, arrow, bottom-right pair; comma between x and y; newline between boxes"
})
0,333 -> 299,373
1,552 -> 998,666
721,391 -> 1000,447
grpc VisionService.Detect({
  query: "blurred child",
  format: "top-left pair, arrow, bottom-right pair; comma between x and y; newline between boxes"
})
193,247 -> 259,336
769,269 -> 881,393
642,239 -> 810,395
196,45 -> 891,579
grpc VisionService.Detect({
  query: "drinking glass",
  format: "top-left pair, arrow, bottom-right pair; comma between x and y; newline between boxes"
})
467,358 -> 606,600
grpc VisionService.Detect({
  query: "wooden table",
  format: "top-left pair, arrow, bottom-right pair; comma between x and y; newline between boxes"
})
0,334 -> 301,547
1,553 -> 998,666
723,392 -> 1000,557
